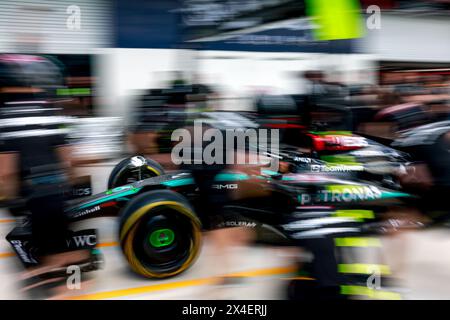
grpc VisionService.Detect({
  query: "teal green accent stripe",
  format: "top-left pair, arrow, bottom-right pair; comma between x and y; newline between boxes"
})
262,169 -> 279,176
162,178 -> 195,187
115,197 -> 130,201
214,173 -> 249,181
73,187 -> 142,210
282,176 -> 298,181
380,191 -> 412,199
162,173 -> 250,187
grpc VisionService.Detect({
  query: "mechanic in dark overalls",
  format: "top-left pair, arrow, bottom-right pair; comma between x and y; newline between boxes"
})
0,54 -> 88,294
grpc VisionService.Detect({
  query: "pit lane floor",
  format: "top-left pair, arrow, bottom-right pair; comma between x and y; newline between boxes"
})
0,161 -> 449,300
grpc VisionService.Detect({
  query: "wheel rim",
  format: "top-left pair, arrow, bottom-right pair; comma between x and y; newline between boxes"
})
149,228 -> 175,248
131,208 -> 195,274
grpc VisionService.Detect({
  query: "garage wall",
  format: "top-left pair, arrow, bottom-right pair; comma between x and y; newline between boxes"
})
358,14 -> 450,62
196,50 -> 322,111
98,49 -> 325,116
0,0 -> 112,54
96,48 -> 194,119
97,48 -> 375,118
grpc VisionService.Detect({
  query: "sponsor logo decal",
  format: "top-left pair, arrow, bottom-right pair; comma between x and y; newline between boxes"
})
293,157 -> 312,163
311,164 -> 364,172
299,185 -> 383,204
67,234 -> 97,247
71,187 -> 92,197
10,240 -> 37,264
72,205 -> 100,218
216,221 -> 257,228
212,183 -> 238,190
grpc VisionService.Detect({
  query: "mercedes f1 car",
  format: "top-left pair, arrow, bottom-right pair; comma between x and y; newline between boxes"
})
7,155 -> 416,281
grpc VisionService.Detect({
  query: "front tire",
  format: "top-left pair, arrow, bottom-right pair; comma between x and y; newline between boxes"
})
119,190 -> 202,278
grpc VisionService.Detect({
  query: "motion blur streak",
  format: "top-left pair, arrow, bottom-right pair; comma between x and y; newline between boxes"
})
0,0 -> 450,301
68,265 -> 298,300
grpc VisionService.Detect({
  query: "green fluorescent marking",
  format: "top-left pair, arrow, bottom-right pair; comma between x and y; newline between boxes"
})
56,88 -> 70,96
325,185 -> 356,192
56,88 -> 91,96
310,131 -> 352,136
306,0 -> 363,41
333,210 -> 374,220
321,155 -> 359,165
72,88 -> 91,95
340,286 -> 402,300
335,237 -> 381,247
149,229 -> 175,247
338,264 -> 391,275
74,187 -> 142,210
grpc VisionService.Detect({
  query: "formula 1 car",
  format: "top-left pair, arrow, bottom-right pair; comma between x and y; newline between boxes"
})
196,112 -> 410,190
266,132 -> 409,191
7,155 -> 417,281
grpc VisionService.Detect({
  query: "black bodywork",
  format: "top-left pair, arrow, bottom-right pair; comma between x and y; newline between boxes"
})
7,166 -> 413,269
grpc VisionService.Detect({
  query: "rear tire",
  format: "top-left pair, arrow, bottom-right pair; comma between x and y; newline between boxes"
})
119,190 -> 202,278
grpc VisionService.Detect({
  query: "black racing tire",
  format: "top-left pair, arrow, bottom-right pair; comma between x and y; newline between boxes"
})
118,190 -> 202,278
107,156 -> 165,189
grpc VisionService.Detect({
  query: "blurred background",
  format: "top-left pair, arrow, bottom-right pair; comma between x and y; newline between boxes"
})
1,0 -> 450,156
1,0 -> 450,300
